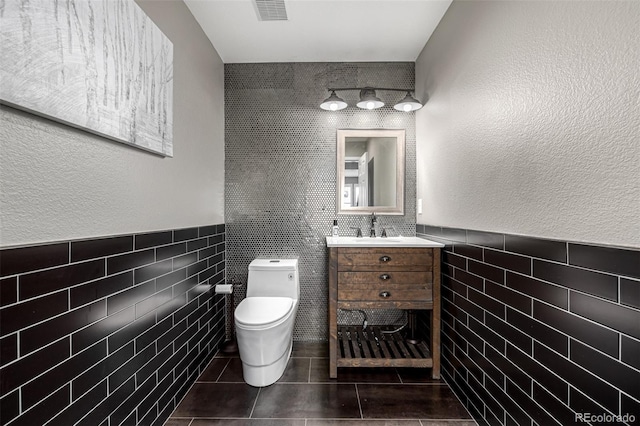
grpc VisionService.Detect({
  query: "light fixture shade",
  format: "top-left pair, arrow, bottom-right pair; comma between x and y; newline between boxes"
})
356,88 -> 384,110
393,92 -> 423,112
320,91 -> 348,111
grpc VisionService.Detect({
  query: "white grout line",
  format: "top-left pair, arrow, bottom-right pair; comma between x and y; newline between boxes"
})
618,275 -> 623,303
17,382 -> 22,416
216,358 -> 232,383
248,387 -> 261,419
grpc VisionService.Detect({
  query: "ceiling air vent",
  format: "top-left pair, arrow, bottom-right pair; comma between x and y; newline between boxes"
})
253,0 -> 288,21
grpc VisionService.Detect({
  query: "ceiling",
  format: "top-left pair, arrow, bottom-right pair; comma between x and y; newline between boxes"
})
184,0 -> 452,63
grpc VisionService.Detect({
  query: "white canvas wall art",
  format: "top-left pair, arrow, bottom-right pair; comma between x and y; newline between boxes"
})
0,0 -> 173,156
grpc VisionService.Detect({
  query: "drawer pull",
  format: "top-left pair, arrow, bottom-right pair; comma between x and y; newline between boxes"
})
379,274 -> 391,281
379,256 -> 391,263
379,291 -> 391,298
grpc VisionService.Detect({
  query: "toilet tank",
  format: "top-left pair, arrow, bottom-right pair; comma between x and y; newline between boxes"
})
246,259 -> 299,300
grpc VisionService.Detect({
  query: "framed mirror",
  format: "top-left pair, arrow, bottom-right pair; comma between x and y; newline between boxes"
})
337,129 -> 405,215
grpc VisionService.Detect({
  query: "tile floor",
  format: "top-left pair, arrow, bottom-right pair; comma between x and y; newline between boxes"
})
166,342 -> 475,426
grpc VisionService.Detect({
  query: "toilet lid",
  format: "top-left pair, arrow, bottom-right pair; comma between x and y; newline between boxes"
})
235,297 -> 293,327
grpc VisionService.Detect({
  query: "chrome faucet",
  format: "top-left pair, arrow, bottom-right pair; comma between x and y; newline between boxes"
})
350,226 -> 363,238
369,213 -> 377,238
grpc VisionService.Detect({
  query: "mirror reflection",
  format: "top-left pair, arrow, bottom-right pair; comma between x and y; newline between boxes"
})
337,129 -> 405,215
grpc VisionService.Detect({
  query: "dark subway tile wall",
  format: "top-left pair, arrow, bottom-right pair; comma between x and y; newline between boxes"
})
0,225 -> 226,426
70,236 -> 133,263
0,243 -> 69,277
417,225 -> 640,426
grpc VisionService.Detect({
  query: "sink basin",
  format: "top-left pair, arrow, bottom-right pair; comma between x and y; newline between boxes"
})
344,238 -> 402,243
326,236 -> 444,248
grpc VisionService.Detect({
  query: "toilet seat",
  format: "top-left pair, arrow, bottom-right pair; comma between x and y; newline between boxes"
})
235,297 -> 293,330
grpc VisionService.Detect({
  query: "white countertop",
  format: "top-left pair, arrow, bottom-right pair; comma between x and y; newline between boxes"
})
325,236 -> 444,248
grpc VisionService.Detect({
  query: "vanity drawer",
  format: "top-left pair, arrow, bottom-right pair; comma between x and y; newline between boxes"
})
338,286 -> 431,302
338,272 -> 432,302
337,248 -> 432,272
338,271 -> 431,286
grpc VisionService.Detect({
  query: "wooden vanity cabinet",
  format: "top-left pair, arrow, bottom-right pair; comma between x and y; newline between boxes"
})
328,246 -> 441,379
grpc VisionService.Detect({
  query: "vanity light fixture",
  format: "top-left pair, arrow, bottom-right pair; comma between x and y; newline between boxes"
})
356,88 -> 384,110
320,87 -> 423,112
320,90 -> 348,111
393,92 -> 423,112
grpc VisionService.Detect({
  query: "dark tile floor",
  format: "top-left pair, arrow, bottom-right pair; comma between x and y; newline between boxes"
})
167,342 -> 475,426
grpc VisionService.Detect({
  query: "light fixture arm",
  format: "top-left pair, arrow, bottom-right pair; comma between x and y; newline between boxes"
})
326,87 -> 415,93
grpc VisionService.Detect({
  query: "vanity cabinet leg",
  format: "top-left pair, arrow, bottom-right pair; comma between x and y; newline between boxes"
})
329,247 -> 338,379
329,308 -> 337,378
430,311 -> 441,379
431,248 -> 441,379
329,333 -> 337,378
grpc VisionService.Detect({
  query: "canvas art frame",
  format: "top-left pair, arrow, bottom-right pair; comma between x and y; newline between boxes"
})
0,0 -> 174,156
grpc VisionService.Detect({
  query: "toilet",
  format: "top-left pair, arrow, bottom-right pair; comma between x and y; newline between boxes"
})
234,259 -> 299,387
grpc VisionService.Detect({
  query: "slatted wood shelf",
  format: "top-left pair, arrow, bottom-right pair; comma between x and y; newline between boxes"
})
336,325 -> 433,368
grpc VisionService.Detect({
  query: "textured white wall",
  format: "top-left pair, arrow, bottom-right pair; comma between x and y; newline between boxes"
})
0,0 -> 224,247
415,1 -> 640,248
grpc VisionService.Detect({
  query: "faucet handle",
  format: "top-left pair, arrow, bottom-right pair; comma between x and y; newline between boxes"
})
381,226 -> 396,238
349,226 -> 363,238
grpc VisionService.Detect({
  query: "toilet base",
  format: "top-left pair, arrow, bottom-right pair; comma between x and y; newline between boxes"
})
241,341 -> 292,387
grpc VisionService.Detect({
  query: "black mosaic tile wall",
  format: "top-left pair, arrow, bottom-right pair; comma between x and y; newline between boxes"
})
416,225 -> 640,425
0,225 -> 226,426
